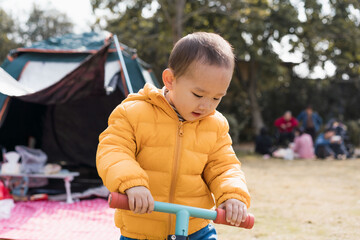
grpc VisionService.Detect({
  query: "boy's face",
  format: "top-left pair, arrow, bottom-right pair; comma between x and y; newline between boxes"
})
162,62 -> 233,121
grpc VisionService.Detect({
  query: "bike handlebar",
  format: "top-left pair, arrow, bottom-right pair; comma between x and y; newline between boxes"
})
108,192 -> 254,229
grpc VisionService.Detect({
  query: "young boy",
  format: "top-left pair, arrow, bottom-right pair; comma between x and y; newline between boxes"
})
96,32 -> 251,240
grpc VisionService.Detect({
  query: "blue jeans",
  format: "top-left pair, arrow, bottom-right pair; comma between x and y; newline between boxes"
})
120,224 -> 217,240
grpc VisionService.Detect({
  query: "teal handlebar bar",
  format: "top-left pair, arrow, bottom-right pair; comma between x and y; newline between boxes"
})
108,192 -> 254,236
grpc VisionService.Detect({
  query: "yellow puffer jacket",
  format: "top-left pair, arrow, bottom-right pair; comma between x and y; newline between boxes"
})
96,83 -> 250,239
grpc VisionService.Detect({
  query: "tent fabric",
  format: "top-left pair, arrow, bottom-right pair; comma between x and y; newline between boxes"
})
0,32 -> 159,106
0,32 -> 159,168
0,67 -> 34,96
0,42 -> 110,103
18,42 -> 110,104
16,31 -> 113,52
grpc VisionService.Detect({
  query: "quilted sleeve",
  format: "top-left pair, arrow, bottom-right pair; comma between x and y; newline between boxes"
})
96,104 -> 149,193
203,118 -> 251,208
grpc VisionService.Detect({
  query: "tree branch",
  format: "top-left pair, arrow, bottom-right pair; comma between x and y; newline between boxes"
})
157,0 -> 173,25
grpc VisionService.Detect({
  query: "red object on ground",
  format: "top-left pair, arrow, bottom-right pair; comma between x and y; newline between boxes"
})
0,198 -> 119,240
29,193 -> 48,201
0,181 -> 12,200
109,192 -> 254,229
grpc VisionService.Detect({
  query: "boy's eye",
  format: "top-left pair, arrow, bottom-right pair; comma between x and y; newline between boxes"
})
193,93 -> 202,98
213,98 -> 220,101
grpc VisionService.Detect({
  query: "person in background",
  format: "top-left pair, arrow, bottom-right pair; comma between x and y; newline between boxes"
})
326,119 -> 347,140
254,127 -> 274,158
274,111 -> 299,146
326,119 -> 353,158
314,128 -> 347,160
297,105 -> 323,141
292,127 -> 315,159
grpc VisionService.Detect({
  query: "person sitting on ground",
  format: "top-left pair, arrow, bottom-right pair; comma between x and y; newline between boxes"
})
326,119 -> 353,158
314,128 -> 348,160
297,105 -> 323,141
326,119 -> 348,141
292,127 -> 315,159
254,127 -> 274,158
274,111 -> 299,146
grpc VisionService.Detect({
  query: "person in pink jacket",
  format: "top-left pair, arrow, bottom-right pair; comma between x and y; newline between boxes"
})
292,127 -> 315,159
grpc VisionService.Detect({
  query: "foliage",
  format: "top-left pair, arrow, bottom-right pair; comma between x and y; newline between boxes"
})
0,5 -> 74,64
0,9 -> 19,65
299,0 -> 360,80
90,0 -> 360,144
18,4 -> 74,46
345,119 -> 360,146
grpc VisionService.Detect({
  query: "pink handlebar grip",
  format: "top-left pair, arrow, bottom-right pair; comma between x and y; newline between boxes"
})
214,208 -> 254,229
108,192 -> 130,210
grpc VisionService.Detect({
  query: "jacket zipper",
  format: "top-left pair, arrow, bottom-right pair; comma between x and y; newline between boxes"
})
168,121 -> 184,235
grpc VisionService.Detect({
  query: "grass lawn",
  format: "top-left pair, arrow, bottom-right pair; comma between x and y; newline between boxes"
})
216,152 -> 360,240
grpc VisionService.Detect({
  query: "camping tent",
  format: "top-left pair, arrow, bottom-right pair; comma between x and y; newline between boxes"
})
0,32 -> 160,169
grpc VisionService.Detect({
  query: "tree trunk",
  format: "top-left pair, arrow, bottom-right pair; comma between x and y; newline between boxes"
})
172,0 -> 186,42
248,60 -> 264,135
235,60 -> 264,135
159,0 -> 185,43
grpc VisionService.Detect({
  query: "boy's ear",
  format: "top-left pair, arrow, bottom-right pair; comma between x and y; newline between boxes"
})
162,68 -> 175,90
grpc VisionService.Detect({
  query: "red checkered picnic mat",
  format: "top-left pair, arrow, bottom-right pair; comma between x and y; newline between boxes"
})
0,198 -> 119,240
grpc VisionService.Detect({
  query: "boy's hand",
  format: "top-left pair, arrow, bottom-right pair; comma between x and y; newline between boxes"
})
218,199 -> 248,227
125,186 -> 154,214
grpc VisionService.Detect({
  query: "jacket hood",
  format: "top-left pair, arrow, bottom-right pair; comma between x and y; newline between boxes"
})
123,83 -> 216,121
122,83 -> 179,120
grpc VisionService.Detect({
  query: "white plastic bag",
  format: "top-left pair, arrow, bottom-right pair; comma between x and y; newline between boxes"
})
284,148 -> 294,160
15,145 -> 47,174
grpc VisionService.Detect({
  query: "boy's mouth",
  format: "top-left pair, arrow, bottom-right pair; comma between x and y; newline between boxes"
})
191,112 -> 201,117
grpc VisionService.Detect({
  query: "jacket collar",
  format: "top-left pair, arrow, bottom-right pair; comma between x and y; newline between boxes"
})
123,83 -> 216,122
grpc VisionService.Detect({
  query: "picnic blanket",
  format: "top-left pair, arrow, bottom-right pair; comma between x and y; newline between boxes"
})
0,198 -> 119,240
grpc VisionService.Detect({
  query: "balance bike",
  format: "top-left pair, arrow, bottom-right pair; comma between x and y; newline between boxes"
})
109,192 -> 254,240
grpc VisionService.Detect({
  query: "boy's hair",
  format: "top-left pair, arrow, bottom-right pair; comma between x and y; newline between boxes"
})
168,32 -> 235,78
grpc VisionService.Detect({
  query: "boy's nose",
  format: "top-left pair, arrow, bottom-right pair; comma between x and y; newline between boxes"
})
198,100 -> 211,111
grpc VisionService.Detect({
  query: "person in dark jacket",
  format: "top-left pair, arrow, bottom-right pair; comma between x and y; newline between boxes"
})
255,127 -> 274,157
297,105 -> 323,141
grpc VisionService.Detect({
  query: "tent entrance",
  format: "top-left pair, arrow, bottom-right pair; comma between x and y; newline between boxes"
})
0,88 -> 124,171
0,98 -> 46,151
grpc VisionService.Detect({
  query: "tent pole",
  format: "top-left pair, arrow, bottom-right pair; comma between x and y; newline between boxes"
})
113,35 -> 134,94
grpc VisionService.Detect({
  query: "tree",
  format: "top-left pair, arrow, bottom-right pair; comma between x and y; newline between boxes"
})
91,0 -> 360,142
298,0 -> 360,80
19,4 -> 74,46
293,0 -> 360,121
0,9 -> 19,64
90,0 -> 232,75
325,0 -> 360,81
188,0 -> 302,134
